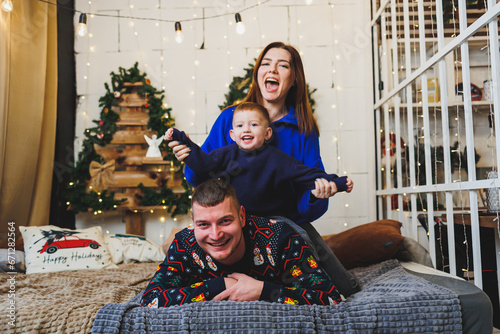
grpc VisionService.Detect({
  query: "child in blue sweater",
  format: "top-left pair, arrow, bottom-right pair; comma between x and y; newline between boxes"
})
165,102 -> 353,221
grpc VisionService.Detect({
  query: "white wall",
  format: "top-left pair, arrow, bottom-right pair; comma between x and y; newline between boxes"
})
74,0 -> 375,245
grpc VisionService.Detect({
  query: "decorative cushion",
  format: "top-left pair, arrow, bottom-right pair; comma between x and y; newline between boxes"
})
104,234 -> 164,264
103,234 -> 124,264
322,219 -> 404,269
162,228 -> 182,255
19,225 -> 116,274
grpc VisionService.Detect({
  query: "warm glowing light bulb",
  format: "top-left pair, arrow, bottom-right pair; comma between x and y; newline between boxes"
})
306,0 -> 313,4
77,13 -> 88,37
235,13 -> 245,34
174,21 -> 183,43
1,0 -> 13,12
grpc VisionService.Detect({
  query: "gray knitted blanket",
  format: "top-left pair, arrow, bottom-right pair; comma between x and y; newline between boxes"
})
91,260 -> 462,333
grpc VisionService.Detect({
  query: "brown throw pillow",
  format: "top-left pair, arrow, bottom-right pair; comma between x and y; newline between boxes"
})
162,228 -> 183,255
322,219 -> 404,269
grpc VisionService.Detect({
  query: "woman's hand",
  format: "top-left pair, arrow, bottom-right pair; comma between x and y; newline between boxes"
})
213,273 -> 264,302
164,128 -> 174,141
168,142 -> 191,161
165,129 -> 191,161
346,178 -> 354,193
311,178 -> 337,199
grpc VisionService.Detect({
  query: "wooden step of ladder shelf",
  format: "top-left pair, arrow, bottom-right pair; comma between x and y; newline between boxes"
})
94,82 -> 184,235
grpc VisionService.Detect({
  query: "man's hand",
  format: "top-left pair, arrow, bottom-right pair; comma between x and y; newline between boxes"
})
213,273 -> 264,302
311,178 -> 337,199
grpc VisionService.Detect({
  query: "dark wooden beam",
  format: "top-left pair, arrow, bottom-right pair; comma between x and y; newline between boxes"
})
50,0 -> 76,229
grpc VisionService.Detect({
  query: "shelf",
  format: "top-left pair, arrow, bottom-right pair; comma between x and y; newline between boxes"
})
386,100 -> 494,109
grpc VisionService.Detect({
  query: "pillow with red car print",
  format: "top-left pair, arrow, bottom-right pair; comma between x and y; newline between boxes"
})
20,225 -> 116,274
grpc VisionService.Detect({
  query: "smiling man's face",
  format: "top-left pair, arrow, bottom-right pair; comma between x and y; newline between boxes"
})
192,196 -> 246,266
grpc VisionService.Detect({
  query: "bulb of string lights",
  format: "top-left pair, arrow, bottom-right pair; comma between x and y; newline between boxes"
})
77,13 -> 88,37
235,13 -> 245,35
1,0 -> 13,12
174,21 -> 183,43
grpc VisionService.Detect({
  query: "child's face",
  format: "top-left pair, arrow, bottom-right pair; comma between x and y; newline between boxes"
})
230,110 -> 272,151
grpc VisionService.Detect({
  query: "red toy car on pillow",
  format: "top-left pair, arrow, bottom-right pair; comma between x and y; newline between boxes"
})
38,235 -> 101,254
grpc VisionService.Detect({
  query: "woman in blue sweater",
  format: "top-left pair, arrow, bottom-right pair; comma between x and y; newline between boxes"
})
170,41 -> 360,297
176,42 -> 332,223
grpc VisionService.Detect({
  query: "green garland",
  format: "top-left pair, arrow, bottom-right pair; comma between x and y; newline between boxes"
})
66,62 -> 192,217
219,60 -> 317,112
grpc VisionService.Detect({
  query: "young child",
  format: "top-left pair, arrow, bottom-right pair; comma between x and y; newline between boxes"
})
165,102 -> 353,220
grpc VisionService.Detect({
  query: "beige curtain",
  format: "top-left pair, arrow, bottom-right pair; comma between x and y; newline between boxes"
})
0,0 -> 58,239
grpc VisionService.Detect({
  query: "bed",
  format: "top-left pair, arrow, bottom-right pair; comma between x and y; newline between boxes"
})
0,222 -> 494,333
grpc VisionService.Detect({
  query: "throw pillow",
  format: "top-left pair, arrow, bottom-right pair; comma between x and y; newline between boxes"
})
162,228 -> 182,255
19,225 -> 116,274
322,219 -> 404,269
103,234 -> 125,264
104,234 -> 164,264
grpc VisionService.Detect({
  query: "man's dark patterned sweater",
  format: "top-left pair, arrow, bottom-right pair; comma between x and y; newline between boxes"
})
141,215 -> 341,307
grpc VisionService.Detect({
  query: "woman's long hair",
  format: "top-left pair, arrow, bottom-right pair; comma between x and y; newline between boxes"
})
243,42 -> 319,136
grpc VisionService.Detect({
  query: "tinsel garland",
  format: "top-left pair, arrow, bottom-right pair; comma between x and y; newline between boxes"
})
65,62 -> 192,217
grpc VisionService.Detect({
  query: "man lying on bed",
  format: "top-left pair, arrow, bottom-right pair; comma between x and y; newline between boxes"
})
141,179 -> 342,307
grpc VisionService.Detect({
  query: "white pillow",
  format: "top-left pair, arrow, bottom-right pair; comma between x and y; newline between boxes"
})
104,234 -> 164,264
103,234 -> 124,264
19,225 -> 117,274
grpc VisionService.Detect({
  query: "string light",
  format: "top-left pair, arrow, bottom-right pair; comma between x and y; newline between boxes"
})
235,13 -> 245,34
1,0 -> 13,12
174,21 -> 183,43
77,13 -> 88,37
